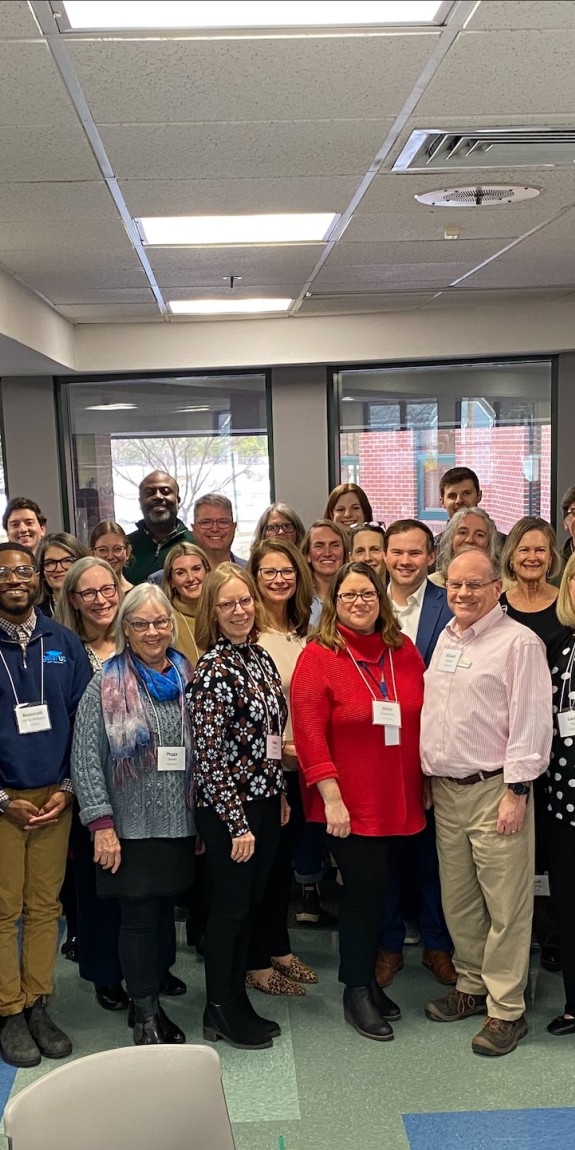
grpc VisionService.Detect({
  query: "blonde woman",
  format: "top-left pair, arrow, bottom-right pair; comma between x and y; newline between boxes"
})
162,542 -> 210,667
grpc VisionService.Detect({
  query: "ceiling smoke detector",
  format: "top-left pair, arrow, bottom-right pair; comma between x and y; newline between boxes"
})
415,185 -> 541,207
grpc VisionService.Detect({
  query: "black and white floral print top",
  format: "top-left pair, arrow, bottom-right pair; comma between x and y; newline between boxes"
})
186,636 -> 287,837
547,634 -> 575,827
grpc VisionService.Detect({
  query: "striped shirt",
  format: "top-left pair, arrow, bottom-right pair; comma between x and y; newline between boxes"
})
420,603 -> 552,783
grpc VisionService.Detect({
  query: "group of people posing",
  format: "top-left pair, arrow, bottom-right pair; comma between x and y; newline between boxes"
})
1,464 -> 574,1071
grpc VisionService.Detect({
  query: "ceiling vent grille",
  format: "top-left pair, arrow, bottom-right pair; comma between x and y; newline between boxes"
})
393,128 -> 575,171
415,185 -> 540,207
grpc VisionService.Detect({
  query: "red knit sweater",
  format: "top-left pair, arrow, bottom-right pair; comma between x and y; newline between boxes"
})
290,625 -> 425,837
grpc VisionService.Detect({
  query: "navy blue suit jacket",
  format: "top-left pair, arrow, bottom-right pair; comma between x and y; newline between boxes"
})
415,580 -> 453,667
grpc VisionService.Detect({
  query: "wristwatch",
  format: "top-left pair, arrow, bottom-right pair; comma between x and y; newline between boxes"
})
0,797 -> 12,815
507,782 -> 530,796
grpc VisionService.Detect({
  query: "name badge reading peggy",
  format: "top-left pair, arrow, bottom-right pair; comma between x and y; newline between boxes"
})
15,703 -> 51,735
157,746 -> 186,771
266,734 -> 282,760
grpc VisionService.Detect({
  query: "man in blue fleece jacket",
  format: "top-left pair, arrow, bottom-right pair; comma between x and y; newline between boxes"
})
0,543 -> 91,1069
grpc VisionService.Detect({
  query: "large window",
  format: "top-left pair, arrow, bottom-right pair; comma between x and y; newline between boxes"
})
336,360 -> 553,534
62,373 -> 272,558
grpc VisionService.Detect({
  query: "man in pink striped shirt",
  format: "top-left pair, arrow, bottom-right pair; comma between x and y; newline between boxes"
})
420,548 -> 552,1057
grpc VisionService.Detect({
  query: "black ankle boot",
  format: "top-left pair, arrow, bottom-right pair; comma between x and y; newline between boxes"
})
132,996 -> 164,1045
127,1000 -> 185,1043
236,991 -> 281,1038
203,999 -> 273,1049
343,986 -> 394,1041
370,979 -> 402,1021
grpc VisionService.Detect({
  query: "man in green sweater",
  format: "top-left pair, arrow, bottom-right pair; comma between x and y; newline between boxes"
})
126,471 -> 195,584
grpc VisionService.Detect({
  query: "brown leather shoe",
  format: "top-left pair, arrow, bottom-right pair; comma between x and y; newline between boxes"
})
374,950 -> 404,988
422,948 -> 457,985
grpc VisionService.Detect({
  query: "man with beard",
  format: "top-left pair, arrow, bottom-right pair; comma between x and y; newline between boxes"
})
126,471 -> 195,584
0,543 -> 91,1068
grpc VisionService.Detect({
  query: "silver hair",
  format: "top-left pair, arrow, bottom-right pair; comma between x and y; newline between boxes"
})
114,584 -> 178,653
437,506 -> 499,578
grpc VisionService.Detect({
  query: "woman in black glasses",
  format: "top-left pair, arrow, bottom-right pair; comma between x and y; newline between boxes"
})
186,563 -> 288,1051
291,561 -> 425,1043
252,502 -> 306,549
37,532 -> 89,617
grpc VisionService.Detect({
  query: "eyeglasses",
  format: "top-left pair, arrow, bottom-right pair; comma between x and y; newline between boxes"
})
258,567 -> 296,581
196,519 -> 233,530
0,564 -> 37,582
263,523 -> 296,536
74,584 -> 117,604
93,545 -> 127,558
566,508 -> 575,518
216,595 -> 253,614
43,557 -> 77,573
127,616 -> 172,632
337,590 -> 379,604
446,579 -> 497,591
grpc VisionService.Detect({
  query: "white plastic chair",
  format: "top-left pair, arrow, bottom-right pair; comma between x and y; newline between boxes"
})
3,1044 -> 236,1150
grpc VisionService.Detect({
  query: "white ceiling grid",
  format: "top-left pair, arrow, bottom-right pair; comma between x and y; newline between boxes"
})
0,0 -> 570,323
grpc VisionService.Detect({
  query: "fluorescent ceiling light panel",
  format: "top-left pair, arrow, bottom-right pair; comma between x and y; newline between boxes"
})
85,403 -> 137,410
137,214 -> 337,245
169,299 -> 292,315
62,2 -> 445,31
174,405 -> 211,412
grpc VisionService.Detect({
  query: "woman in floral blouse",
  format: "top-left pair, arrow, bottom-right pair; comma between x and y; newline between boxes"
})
186,563 -> 288,1051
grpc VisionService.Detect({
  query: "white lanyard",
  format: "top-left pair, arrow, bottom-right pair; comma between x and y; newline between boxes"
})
558,638 -> 575,714
236,646 -> 282,735
343,641 -> 398,704
0,637 -> 45,705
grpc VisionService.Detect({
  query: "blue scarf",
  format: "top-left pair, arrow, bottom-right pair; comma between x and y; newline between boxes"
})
131,653 -> 184,701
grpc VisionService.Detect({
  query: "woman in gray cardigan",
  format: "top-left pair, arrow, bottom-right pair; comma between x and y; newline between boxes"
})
71,585 -> 195,1046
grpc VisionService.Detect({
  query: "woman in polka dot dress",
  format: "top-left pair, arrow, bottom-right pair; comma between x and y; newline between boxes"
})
545,552 -> 575,1036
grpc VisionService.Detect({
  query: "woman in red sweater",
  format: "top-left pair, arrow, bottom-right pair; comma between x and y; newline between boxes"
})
291,560 -> 425,1042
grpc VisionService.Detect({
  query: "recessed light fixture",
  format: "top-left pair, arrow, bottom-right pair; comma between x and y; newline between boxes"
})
85,403 -> 138,410
137,214 -> 337,246
62,1 -> 446,31
169,298 -> 292,315
174,405 -> 211,412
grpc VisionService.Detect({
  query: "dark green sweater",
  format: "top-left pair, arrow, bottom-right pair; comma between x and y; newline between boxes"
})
126,519 -> 195,585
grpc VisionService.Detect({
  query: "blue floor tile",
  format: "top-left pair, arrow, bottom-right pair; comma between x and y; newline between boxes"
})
403,1108 -> 575,1149
0,1064 -> 17,1117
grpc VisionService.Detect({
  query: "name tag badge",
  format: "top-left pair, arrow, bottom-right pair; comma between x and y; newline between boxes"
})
437,649 -> 462,674
384,726 -> 401,746
14,703 -> 51,735
372,700 -> 402,728
266,734 -> 282,760
157,746 -> 186,772
558,710 -> 575,738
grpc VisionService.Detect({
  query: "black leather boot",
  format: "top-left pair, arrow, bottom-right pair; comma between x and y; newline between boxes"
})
370,979 -> 402,1021
203,999 -> 273,1049
236,991 -> 281,1038
132,996 -> 164,1045
343,986 -> 394,1041
127,999 -> 185,1043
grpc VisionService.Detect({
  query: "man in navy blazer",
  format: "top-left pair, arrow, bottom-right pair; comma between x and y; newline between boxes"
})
375,520 -> 455,991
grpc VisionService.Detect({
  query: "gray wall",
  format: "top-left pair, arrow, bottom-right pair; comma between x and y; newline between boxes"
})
1,376 -> 63,532
270,365 -> 330,525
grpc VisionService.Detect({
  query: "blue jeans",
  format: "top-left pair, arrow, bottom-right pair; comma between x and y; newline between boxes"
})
293,822 -> 327,885
379,809 -> 452,953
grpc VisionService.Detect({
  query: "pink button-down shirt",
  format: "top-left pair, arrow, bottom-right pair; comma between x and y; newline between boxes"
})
420,603 -> 552,783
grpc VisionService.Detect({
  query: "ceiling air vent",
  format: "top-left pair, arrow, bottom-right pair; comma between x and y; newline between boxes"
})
415,186 -> 541,207
393,128 -> 575,171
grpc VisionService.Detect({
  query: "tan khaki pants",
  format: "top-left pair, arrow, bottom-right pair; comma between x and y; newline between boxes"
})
432,774 -> 534,1021
0,785 -> 72,1015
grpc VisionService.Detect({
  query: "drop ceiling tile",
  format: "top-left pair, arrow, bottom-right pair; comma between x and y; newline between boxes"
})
100,120 -> 395,181
0,250 -> 150,302
487,208 -> 575,259
343,209 -> 541,244
51,288 -> 158,305
0,1 -> 41,39
457,258 -> 575,290
148,245 -> 321,288
69,34 -> 437,124
421,288 -> 573,309
166,284 -> 303,300
0,220 -> 133,254
121,176 -> 359,217
0,43 -> 77,124
358,169 -> 575,216
59,303 -> 162,322
417,30 -> 575,117
0,125 -> 100,181
299,293 -> 437,315
0,182 -> 119,224
467,1 -> 575,31
325,238 -> 503,267
314,262 -> 475,289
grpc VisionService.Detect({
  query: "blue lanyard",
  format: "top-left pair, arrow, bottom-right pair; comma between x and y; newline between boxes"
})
357,654 -> 389,700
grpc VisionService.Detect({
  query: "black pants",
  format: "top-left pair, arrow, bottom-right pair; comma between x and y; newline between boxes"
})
248,773 -> 305,970
117,895 -> 176,1000
328,833 -> 389,987
547,815 -> 575,1015
197,796 -> 281,1004
70,813 -> 123,987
